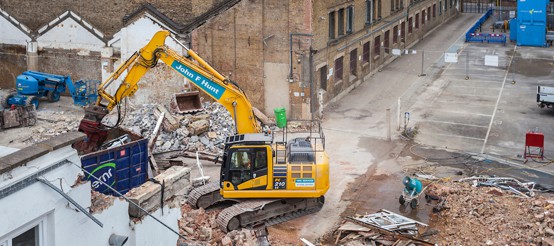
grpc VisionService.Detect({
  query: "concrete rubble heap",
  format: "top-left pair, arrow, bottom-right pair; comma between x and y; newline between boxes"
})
426,182 -> 554,245
177,204 -> 258,246
121,102 -> 235,154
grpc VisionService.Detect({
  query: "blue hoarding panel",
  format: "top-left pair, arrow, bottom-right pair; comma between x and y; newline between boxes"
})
517,23 -> 547,46
510,19 -> 518,41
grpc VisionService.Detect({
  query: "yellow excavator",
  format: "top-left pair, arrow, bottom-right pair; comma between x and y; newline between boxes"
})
77,30 -> 329,232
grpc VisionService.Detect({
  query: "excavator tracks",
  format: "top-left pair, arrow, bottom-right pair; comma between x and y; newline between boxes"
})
187,182 -> 222,209
216,197 -> 325,232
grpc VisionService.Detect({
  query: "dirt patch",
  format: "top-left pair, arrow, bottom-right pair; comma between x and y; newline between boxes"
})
511,52 -> 554,78
267,217 -> 309,245
319,160 -> 435,244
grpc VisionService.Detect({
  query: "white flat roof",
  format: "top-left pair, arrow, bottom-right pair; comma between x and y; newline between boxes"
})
0,146 -> 20,158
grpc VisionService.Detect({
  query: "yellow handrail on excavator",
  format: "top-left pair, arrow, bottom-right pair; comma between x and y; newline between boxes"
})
95,30 -> 261,134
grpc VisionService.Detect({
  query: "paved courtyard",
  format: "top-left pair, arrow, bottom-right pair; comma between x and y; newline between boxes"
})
405,25 -> 554,173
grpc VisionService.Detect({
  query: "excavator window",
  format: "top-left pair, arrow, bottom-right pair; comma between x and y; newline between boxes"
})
227,147 -> 269,186
229,150 -> 252,185
253,150 -> 267,171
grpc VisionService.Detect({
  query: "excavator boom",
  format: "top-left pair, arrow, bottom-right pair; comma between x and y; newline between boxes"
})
78,30 -> 261,151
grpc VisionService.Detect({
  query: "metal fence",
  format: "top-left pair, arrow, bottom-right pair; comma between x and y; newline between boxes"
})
462,0 -> 494,13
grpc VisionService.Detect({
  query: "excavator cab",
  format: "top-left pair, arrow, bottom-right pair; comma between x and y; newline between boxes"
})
218,123 -> 329,199
225,146 -> 269,188
220,134 -> 274,192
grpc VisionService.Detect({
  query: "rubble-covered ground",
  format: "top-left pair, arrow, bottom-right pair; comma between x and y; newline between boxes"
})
326,180 -> 554,246
177,204 -> 260,246
426,181 -> 554,245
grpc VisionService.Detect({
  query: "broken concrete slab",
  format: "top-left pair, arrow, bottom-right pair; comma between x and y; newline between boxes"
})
191,114 -> 210,122
192,176 -> 210,188
127,166 -> 191,218
252,107 -> 272,126
154,105 -> 179,132
0,146 -> 49,174
189,119 -> 209,136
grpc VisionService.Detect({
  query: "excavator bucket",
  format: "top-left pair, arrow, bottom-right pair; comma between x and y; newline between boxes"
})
174,91 -> 203,113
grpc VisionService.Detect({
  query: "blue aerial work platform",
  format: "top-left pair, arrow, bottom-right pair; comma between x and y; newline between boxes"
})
1,71 -> 99,109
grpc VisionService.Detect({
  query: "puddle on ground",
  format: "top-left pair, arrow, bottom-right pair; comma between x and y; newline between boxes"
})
339,166 -> 433,225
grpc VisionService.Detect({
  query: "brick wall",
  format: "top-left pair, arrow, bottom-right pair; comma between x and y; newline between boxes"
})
191,0 -> 313,119
37,49 -> 102,82
192,0 -> 271,112
0,44 -> 26,89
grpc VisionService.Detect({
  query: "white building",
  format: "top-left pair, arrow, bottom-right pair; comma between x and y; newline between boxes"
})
0,132 -> 181,246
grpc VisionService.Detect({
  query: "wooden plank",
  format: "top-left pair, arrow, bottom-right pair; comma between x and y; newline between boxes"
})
338,221 -> 372,232
358,231 -> 380,239
154,105 -> 179,131
300,238 -> 315,246
148,112 -> 164,175
334,231 -> 342,245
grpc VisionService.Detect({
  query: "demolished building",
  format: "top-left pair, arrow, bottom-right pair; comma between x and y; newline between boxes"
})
0,132 -> 186,246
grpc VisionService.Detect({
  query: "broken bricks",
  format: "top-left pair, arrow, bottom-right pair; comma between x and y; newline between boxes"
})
425,181 -> 554,245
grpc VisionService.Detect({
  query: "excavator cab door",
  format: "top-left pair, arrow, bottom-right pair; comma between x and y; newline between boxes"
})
224,146 -> 270,190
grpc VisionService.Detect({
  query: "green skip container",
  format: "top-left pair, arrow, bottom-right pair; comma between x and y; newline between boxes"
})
274,107 -> 287,128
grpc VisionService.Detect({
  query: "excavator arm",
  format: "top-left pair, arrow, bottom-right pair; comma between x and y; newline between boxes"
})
78,30 -> 261,151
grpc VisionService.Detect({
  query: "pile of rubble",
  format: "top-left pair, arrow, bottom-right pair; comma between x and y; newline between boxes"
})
26,111 -> 82,143
177,204 -> 258,246
89,190 -> 115,214
120,102 -> 235,154
426,181 -> 554,245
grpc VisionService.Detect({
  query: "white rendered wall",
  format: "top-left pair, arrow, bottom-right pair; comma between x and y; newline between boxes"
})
37,17 -> 105,52
0,146 -> 180,246
0,15 -> 31,45
119,15 -> 182,61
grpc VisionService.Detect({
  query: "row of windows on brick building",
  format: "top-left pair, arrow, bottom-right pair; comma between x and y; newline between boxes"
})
329,0 -> 456,41
323,0 -> 455,90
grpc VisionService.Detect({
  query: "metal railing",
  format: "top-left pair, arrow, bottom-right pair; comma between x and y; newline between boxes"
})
272,120 -> 326,165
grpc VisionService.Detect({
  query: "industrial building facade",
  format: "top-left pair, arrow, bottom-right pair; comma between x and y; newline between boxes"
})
191,0 -> 460,119
311,0 -> 459,116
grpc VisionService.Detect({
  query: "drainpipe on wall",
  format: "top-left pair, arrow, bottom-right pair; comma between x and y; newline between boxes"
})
289,33 -> 313,83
